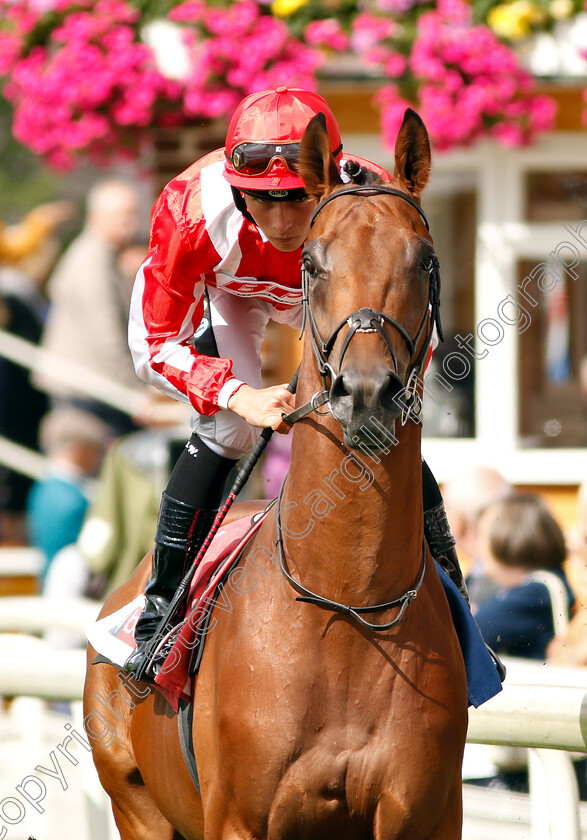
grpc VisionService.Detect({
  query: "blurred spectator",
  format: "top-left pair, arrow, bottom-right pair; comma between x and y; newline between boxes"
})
548,608 -> 587,666
26,407 -> 111,584
35,180 -> 150,438
260,431 -> 292,499
467,492 -> 583,797
474,492 -> 574,661
116,240 -> 149,296
0,201 -> 73,543
442,464 -> 513,607
422,332 -> 475,438
0,202 -> 72,266
547,479 -> 587,666
562,479 -> 587,605
78,426 -> 184,600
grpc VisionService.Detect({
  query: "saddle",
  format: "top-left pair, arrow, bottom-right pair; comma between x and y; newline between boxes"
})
152,508 -> 270,706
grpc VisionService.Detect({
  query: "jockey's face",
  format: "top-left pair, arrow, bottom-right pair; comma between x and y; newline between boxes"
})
242,192 -> 317,252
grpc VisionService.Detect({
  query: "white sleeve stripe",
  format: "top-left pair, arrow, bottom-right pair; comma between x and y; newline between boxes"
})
217,379 -> 245,410
128,259 -> 201,406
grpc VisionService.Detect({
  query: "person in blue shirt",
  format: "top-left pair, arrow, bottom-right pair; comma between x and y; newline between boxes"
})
474,492 -> 574,660
470,492 -> 586,798
27,407 -> 110,582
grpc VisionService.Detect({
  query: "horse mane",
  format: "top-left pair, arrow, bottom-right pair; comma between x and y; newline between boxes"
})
342,160 -> 383,186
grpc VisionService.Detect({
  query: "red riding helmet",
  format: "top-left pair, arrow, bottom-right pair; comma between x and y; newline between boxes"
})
223,86 -> 343,192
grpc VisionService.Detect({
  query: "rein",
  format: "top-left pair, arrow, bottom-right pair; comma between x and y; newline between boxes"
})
275,477 -> 427,632
276,184 -> 438,632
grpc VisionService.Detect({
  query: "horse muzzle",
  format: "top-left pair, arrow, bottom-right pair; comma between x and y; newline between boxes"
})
330,368 -> 406,449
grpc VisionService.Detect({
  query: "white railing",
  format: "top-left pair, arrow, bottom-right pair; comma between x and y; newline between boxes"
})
468,656 -> 587,840
0,327 -> 140,479
0,596 -> 116,840
469,657 -> 587,752
0,546 -> 44,579
0,328 -> 142,417
0,601 -> 585,840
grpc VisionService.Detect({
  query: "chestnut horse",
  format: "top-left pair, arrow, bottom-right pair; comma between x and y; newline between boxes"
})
84,109 -> 468,840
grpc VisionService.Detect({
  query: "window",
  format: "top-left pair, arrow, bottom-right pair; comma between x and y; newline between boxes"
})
525,170 -> 587,222
517,257 -> 587,447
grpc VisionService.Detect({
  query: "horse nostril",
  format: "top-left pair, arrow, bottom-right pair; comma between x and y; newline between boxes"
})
380,373 -> 406,416
331,371 -> 404,422
330,373 -> 356,423
331,373 -> 351,401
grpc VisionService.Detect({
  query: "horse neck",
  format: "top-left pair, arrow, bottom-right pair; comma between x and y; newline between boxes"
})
281,356 -> 424,605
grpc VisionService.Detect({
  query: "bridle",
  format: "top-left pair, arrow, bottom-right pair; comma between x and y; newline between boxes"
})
298,184 -> 443,426
275,184 -> 442,631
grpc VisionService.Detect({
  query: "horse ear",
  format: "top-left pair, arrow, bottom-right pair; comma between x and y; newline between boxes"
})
393,108 -> 431,198
298,112 -> 343,201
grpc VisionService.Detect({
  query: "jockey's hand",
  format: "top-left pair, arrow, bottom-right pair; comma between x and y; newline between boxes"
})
227,383 -> 295,432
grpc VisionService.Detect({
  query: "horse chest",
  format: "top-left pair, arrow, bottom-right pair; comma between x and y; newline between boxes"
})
200,623 -> 463,839
260,727 -> 456,840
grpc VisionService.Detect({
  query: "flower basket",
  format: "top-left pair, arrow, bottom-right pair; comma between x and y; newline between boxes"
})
0,0 -> 583,170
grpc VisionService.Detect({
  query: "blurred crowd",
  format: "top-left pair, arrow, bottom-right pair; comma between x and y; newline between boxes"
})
0,182 -> 191,600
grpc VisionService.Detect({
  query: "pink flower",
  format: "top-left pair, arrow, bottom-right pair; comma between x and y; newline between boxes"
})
180,1 -> 321,121
0,33 -> 21,74
491,122 -> 526,147
304,19 -> 349,52
376,0 -> 421,11
376,0 -> 558,151
169,2 -> 206,24
0,0 -> 561,166
350,13 -> 396,53
384,51 -> 408,77
0,0 -> 183,168
375,84 -> 414,146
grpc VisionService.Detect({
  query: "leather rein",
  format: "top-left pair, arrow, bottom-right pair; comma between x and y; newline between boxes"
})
275,184 -> 442,632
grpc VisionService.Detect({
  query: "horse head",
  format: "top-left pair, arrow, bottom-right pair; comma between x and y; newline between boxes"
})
298,109 -> 440,450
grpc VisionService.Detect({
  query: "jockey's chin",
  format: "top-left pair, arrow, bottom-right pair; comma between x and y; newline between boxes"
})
267,233 -> 308,252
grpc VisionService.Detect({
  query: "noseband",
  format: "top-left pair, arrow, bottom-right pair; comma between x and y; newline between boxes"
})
300,184 -> 443,421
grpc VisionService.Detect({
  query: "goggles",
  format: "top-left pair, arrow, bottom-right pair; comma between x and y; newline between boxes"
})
227,142 -> 301,177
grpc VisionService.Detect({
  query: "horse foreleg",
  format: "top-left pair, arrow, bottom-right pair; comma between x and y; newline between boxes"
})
106,761 -> 183,840
372,780 -> 463,840
84,656 -> 184,840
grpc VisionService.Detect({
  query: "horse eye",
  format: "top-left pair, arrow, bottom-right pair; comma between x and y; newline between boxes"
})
420,255 -> 434,272
303,257 -> 317,278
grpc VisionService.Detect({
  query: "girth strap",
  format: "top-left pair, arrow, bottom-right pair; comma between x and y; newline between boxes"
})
177,697 -> 200,794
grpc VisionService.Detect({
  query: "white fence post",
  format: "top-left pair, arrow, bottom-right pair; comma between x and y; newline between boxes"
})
528,747 -> 581,840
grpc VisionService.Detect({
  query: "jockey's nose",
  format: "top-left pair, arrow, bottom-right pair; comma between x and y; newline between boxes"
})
272,203 -> 295,233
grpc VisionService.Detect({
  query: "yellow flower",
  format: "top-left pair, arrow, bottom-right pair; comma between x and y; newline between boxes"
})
271,0 -> 310,17
550,0 -> 574,19
487,1 -> 546,40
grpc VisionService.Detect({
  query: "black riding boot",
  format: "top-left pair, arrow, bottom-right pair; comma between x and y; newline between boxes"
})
424,500 -> 470,604
421,460 -> 506,682
124,492 -> 217,681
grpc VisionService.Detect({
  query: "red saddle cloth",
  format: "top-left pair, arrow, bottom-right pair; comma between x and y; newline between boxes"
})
154,511 -> 267,709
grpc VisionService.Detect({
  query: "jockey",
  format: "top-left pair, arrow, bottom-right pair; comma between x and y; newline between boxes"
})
124,86 -> 467,680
